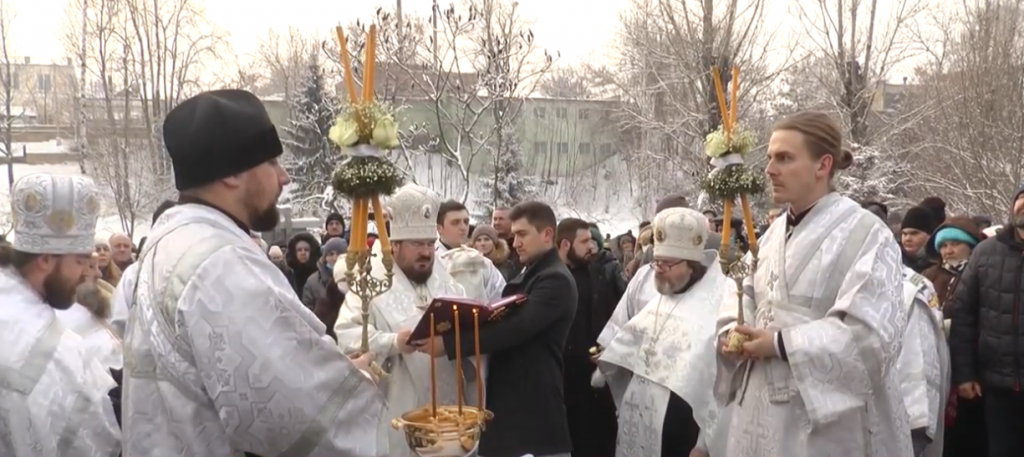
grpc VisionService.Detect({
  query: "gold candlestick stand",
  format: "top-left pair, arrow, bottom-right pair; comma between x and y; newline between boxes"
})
392,308 -> 493,456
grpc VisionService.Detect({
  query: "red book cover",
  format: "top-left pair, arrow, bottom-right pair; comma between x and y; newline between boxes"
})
409,294 -> 527,341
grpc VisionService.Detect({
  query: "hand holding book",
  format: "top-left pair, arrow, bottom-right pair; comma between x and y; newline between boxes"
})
408,294 -> 527,342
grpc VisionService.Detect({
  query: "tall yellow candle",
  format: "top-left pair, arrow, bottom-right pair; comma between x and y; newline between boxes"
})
371,197 -> 391,254
429,312 -> 437,418
729,66 -> 740,137
720,199 -> 734,257
473,309 -> 483,411
712,67 -> 730,133
334,26 -> 360,105
740,195 -> 758,255
362,25 -> 378,103
453,306 -> 463,415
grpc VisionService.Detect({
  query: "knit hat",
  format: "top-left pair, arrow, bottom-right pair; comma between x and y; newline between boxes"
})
652,207 -> 707,262
655,194 -> 689,214
325,212 -> 345,230
268,245 -> 283,258
322,237 -> 348,256
589,226 -> 604,251
470,225 -> 499,244
12,173 -> 102,255
926,216 -> 986,258
861,200 -> 889,218
901,206 -> 938,234
919,197 -> 947,224
1014,182 -> 1024,202
162,89 -> 283,191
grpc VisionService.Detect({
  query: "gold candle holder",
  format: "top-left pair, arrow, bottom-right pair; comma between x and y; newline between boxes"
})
393,306 -> 493,456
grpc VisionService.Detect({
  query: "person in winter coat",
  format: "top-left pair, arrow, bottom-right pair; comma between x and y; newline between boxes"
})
921,216 -> 987,457
322,212 -> 347,244
949,183 -> 1024,457
285,232 -> 321,298
302,237 -> 347,311
470,225 -> 517,280
588,224 -> 627,297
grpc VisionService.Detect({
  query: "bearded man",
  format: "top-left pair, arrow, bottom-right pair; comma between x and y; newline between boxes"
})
594,208 -> 728,457
557,218 -> 618,457
334,184 -> 478,457
0,173 -> 121,457
121,90 -> 383,457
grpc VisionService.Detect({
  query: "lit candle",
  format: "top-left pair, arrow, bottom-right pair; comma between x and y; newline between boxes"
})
371,197 -> 392,255
473,309 -> 483,411
740,195 -> 758,255
429,312 -> 437,418
353,198 -> 367,252
453,306 -> 463,415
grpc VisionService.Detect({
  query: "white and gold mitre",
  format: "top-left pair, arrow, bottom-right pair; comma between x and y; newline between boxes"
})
11,173 -> 101,255
388,183 -> 440,241
652,207 -> 707,262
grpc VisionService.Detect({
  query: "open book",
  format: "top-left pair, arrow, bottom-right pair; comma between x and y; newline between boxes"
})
409,294 -> 527,341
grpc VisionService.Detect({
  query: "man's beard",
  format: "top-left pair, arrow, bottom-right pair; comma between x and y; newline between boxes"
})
654,275 -> 689,296
251,203 -> 280,232
567,249 -> 592,268
44,270 -> 80,310
402,257 -> 434,284
1013,213 -> 1024,229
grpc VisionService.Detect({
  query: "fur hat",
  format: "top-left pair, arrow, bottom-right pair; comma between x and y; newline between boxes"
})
652,207 -> 708,262
388,184 -> 441,241
919,197 -> 947,224
12,173 -> 101,255
470,225 -> 499,243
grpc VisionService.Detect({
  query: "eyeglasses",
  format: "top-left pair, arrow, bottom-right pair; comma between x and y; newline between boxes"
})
651,259 -> 684,270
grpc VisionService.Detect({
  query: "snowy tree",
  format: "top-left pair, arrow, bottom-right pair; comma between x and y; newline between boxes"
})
836,143 -> 913,206
281,55 -> 340,217
477,127 -> 536,215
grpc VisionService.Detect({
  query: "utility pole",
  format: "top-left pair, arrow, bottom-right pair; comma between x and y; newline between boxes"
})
74,0 -> 89,173
431,0 -> 439,69
396,0 -> 403,33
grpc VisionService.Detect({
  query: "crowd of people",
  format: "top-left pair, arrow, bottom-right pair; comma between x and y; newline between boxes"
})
2,88 -> 1022,457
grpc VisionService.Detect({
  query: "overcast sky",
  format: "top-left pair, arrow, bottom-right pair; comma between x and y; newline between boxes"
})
7,0 -> 623,65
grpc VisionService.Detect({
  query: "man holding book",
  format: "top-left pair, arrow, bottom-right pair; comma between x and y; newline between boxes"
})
418,201 -> 577,457
334,184 -> 478,457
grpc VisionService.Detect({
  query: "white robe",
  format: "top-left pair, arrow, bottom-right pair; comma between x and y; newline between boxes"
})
121,203 -> 384,457
55,304 -> 123,370
109,262 -> 136,339
597,264 -> 657,347
334,250 -> 480,457
0,268 -> 121,457
898,268 -> 949,457
436,241 -> 506,301
597,252 -> 729,457
716,192 -> 913,457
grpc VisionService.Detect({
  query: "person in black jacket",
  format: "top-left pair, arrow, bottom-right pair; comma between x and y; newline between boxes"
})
419,201 -> 576,457
559,218 -> 618,457
949,183 -> 1024,457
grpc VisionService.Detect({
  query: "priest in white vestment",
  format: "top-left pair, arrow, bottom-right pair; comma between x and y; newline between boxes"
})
898,267 -> 950,457
716,112 -> 913,457
594,207 -> 729,457
121,90 -> 384,457
110,199 -> 177,339
0,173 -> 121,457
334,184 -> 481,457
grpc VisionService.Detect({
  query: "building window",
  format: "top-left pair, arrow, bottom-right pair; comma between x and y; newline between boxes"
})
579,142 -> 591,155
534,107 -> 546,118
556,107 -> 567,119
578,109 -> 590,120
36,74 -> 52,92
600,143 -> 612,155
533,141 -> 548,156
557,142 -> 569,154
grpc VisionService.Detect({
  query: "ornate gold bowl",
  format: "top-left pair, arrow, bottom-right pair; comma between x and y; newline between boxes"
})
391,405 -> 494,457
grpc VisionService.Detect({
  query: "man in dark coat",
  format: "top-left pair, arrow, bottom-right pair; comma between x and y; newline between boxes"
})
420,201 -> 576,457
949,184 -> 1024,457
559,218 -> 618,457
